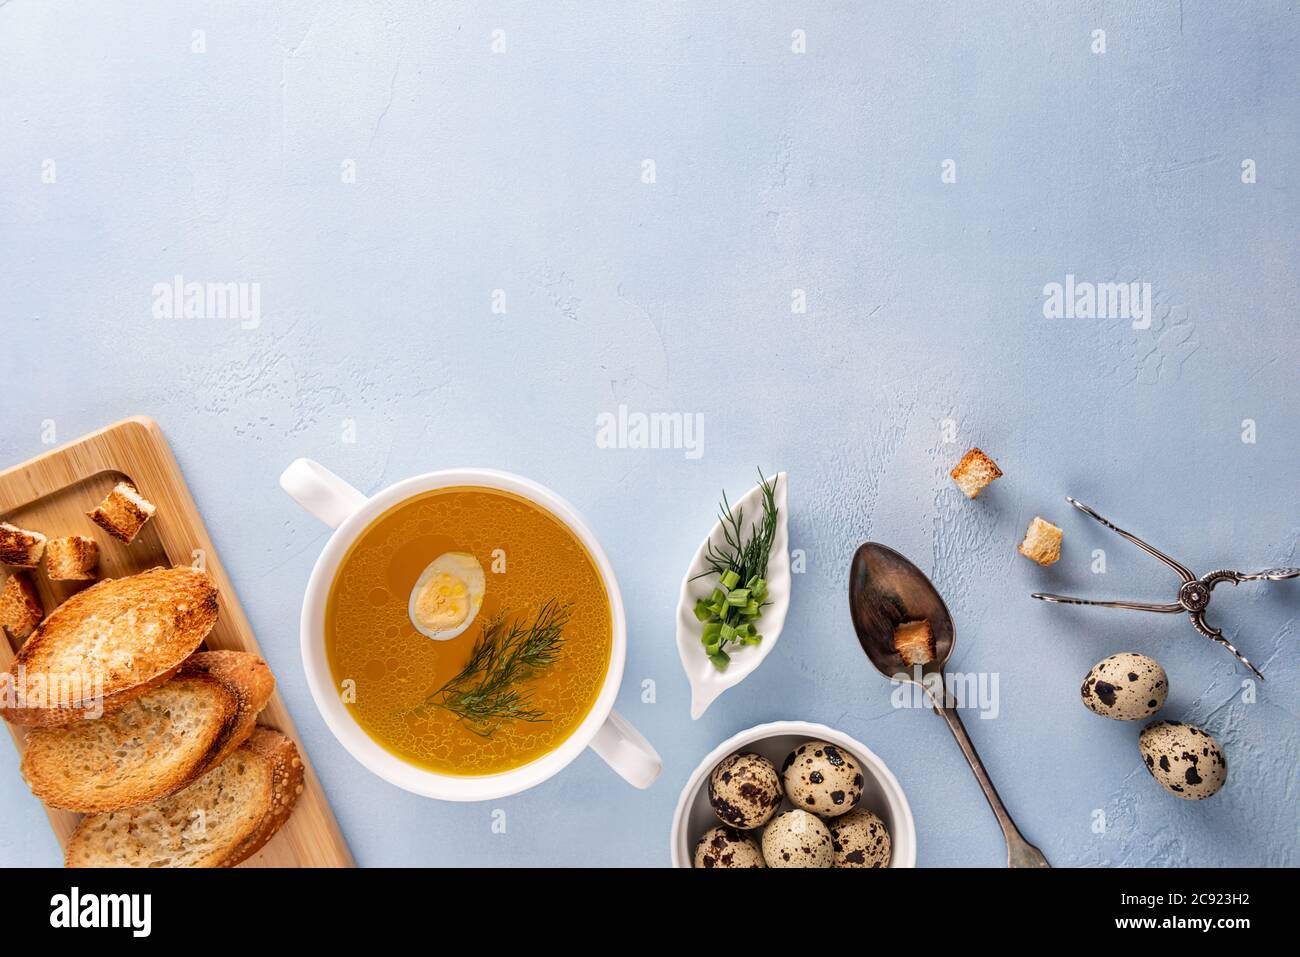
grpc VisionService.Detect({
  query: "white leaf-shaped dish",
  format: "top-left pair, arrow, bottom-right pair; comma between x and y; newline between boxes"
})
675,472 -> 790,720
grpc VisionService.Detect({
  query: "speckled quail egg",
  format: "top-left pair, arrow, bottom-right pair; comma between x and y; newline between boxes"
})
1139,720 -> 1227,800
761,810 -> 834,868
828,806 -> 892,868
1080,652 -> 1167,720
693,826 -> 766,868
780,740 -> 863,818
708,752 -> 783,829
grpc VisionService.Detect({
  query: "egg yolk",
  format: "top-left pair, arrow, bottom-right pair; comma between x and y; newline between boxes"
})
413,572 -> 471,631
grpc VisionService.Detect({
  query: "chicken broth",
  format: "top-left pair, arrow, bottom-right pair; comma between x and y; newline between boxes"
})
325,487 -> 612,775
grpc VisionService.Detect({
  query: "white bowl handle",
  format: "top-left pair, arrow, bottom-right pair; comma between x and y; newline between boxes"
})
588,709 -> 662,789
280,458 -> 368,528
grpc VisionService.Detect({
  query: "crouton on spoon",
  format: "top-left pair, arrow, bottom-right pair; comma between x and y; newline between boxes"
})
849,542 -> 1048,868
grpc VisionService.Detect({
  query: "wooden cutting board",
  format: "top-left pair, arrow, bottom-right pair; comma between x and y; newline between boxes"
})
0,417 -> 353,867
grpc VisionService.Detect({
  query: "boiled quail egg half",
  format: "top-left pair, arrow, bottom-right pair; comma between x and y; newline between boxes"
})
408,551 -> 486,641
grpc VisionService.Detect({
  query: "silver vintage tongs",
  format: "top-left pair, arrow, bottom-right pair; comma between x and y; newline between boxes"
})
1032,497 -> 1299,680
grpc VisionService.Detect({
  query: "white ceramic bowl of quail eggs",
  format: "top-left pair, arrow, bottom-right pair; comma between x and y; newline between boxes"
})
671,721 -> 916,868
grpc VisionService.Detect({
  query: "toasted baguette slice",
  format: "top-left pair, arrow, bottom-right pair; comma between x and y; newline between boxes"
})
87,482 -> 156,543
0,571 -> 43,640
44,536 -> 99,581
0,522 -> 46,567
66,728 -> 304,868
0,566 -> 218,727
21,651 -> 274,812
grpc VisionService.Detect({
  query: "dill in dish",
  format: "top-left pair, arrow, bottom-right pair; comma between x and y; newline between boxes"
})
691,471 -> 780,671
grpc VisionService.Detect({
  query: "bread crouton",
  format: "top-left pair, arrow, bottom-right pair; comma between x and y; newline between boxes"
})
893,619 -> 935,666
0,572 -> 44,640
950,447 -> 1002,499
44,536 -> 99,581
87,482 -> 156,543
0,522 -> 47,567
1018,516 -> 1062,566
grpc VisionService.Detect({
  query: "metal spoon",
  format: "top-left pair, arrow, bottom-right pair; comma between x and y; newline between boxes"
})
849,542 -> 1049,868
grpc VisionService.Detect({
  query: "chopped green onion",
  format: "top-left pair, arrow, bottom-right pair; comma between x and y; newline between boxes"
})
693,599 -> 712,622
708,650 -> 730,670
725,588 -> 750,607
720,570 -> 741,590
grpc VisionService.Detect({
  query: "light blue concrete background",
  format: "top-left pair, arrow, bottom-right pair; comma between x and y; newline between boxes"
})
1,2 -> 1296,868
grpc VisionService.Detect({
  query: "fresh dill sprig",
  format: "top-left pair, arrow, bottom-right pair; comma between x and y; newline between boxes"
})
694,469 -> 780,585
425,599 -> 570,737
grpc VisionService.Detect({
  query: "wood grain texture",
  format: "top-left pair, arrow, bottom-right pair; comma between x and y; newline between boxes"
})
0,417 -> 354,868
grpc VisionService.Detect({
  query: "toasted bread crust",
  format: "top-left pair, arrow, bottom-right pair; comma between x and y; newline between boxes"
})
0,666 -> 182,727
44,536 -> 99,581
0,566 -> 218,726
86,482 -> 155,543
21,651 -> 273,812
1018,516 -> 1062,566
0,522 -> 47,567
0,571 -> 44,640
226,728 -> 304,867
65,728 -> 304,868
21,672 -> 237,812
893,619 -> 936,666
181,651 -> 276,772
950,447 -> 1003,499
